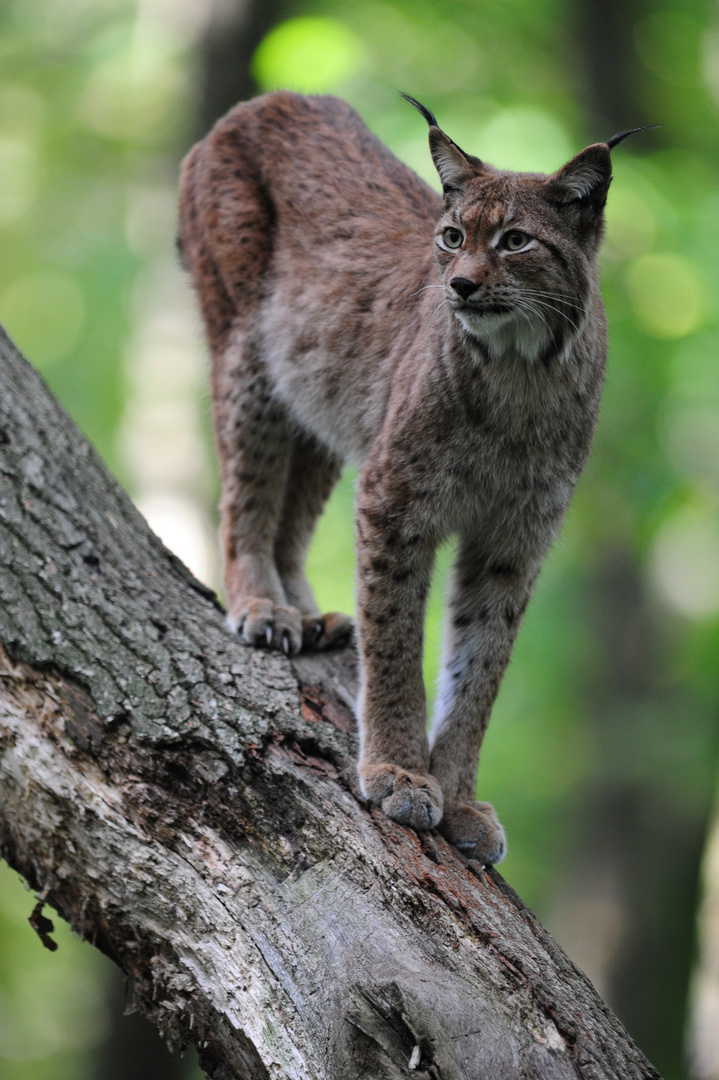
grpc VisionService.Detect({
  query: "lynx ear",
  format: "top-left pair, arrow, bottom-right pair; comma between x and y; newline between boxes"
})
400,92 -> 486,201
545,144 -> 612,209
428,128 -> 479,196
546,125 -> 656,220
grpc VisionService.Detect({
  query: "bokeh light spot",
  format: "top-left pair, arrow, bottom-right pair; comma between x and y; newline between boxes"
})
78,22 -> 183,139
625,253 -> 707,338
473,108 -> 572,174
0,272 -> 86,366
135,492 -> 213,585
0,139 -> 37,226
651,504 -> 719,617
604,184 -> 657,259
251,17 -> 366,93
659,400 -> 719,485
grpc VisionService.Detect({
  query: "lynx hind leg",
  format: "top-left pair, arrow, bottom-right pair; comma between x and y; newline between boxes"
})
180,139 -> 307,655
213,329 -> 307,656
274,433 -> 354,653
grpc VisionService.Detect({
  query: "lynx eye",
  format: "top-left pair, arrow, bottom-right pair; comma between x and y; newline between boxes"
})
442,227 -> 464,249
502,230 -> 530,252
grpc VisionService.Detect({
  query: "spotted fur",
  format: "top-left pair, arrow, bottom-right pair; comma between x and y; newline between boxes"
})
178,91 -> 617,863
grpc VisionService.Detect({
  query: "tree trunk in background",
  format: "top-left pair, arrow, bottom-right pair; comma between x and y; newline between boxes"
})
567,2 -> 712,1074
196,0 -> 287,138
0,328 -> 666,1079
572,0 -> 650,134
555,550 -> 707,1075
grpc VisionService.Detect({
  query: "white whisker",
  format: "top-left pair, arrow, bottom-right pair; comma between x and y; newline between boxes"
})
523,289 -> 600,326
410,283 -> 445,299
515,299 -> 561,348
520,295 -> 580,333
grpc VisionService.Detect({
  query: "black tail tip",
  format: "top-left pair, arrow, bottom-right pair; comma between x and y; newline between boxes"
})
399,91 -> 439,129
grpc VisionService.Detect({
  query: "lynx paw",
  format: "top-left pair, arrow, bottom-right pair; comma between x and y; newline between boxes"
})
229,598 -> 303,656
360,763 -> 443,831
302,612 -> 354,652
438,800 -> 506,865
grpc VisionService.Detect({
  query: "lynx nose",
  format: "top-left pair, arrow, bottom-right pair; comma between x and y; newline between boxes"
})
449,277 -> 478,301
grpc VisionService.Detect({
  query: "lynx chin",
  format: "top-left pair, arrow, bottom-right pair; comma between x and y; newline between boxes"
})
178,90 -> 640,865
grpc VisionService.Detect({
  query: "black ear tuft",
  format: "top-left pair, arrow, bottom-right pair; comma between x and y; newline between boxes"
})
606,124 -> 660,150
399,92 -> 439,129
400,91 -> 488,202
399,91 -> 468,155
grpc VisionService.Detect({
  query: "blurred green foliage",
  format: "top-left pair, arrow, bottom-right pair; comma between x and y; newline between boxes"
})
0,0 -> 193,474
2,0 -> 719,1077
0,862 -> 108,1080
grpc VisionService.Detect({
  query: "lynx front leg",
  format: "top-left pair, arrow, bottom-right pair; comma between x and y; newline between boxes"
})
214,330 -> 303,655
429,541 -> 537,864
355,477 -> 442,832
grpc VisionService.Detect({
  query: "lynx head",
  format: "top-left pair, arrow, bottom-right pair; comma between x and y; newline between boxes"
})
402,94 -> 646,363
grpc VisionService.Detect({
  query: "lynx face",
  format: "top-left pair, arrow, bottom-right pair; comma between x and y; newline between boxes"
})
433,174 -> 598,362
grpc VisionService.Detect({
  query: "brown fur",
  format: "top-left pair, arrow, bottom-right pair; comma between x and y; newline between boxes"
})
178,91 -> 613,864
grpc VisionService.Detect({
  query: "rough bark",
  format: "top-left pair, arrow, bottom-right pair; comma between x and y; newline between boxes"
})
0,325 -> 661,1079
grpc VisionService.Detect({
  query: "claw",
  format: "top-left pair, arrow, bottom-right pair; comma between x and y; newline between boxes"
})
282,630 -> 291,655
265,626 -> 273,646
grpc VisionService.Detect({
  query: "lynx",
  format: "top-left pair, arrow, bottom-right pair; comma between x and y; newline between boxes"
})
178,90 -> 637,864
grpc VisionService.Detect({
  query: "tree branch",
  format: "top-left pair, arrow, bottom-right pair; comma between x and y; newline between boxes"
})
0,326 -> 661,1079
